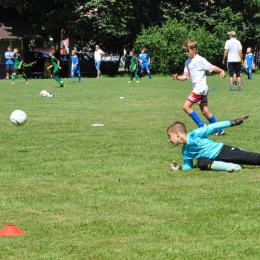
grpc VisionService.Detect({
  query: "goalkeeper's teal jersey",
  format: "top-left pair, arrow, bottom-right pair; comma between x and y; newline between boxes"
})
181,121 -> 231,170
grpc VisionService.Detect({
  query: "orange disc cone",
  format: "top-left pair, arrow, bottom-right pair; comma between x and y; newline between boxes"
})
0,224 -> 24,236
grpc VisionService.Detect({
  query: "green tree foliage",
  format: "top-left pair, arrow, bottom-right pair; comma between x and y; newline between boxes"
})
2,0 -> 260,71
134,4 -> 248,74
134,13 -> 245,74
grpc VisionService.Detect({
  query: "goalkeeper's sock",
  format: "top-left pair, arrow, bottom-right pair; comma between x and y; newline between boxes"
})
23,74 -> 28,80
189,111 -> 204,127
211,161 -> 241,172
12,74 -> 16,82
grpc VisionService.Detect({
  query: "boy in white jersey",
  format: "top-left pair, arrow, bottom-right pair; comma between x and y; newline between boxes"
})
172,39 -> 226,135
166,115 -> 260,172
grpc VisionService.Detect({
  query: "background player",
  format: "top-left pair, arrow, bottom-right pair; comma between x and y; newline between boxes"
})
11,48 -> 29,84
47,50 -> 65,87
71,50 -> 81,83
138,48 -> 152,79
128,51 -> 140,83
244,47 -> 255,79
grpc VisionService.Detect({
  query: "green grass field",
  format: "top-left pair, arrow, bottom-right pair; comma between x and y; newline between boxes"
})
1,74 -> 260,259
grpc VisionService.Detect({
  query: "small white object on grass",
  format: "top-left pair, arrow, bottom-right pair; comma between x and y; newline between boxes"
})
91,124 -> 104,127
120,96 -> 124,99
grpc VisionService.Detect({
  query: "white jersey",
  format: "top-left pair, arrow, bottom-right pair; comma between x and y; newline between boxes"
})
94,49 -> 103,61
224,37 -> 242,62
183,54 -> 215,95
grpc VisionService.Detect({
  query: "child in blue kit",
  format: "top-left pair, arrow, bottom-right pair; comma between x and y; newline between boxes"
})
138,48 -> 152,79
71,50 -> 81,83
166,115 -> 260,172
172,39 -> 226,135
244,47 -> 254,79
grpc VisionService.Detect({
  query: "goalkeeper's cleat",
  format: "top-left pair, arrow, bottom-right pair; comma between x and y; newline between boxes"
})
227,164 -> 242,172
60,83 -> 65,87
135,81 -> 140,83
128,81 -> 132,83
215,130 -> 225,136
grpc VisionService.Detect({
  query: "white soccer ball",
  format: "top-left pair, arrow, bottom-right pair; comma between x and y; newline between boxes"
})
10,110 -> 27,126
40,90 -> 48,97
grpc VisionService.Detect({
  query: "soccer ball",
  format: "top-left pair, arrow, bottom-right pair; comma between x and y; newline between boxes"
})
10,110 -> 27,126
40,90 -> 48,97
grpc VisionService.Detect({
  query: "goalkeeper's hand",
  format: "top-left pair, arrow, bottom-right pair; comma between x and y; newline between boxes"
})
169,161 -> 182,171
231,115 -> 249,127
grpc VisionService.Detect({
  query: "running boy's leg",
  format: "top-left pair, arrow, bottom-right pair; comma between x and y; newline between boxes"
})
183,98 -> 204,127
53,72 -> 65,87
20,69 -> 29,84
200,102 -> 224,135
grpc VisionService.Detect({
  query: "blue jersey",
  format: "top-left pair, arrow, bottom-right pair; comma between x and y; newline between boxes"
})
245,53 -> 254,70
181,121 -> 231,170
71,55 -> 80,73
139,53 -> 150,64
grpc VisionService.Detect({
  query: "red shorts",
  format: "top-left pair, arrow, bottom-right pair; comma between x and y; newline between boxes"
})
187,92 -> 207,104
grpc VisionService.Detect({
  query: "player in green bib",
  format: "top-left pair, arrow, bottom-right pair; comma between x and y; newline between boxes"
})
128,51 -> 140,83
47,50 -> 65,87
11,48 -> 29,84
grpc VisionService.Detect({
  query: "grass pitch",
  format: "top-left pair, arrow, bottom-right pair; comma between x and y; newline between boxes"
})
1,74 -> 260,259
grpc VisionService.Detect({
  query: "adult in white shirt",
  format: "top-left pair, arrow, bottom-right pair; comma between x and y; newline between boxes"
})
222,31 -> 242,91
94,45 -> 105,78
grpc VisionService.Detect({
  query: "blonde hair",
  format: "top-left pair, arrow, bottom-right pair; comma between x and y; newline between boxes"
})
167,121 -> 187,134
183,39 -> 198,52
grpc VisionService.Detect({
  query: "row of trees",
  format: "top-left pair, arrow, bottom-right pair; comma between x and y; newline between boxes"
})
2,0 -> 260,73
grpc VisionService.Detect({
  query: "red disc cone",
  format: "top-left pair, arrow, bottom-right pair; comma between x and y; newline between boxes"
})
0,224 -> 24,236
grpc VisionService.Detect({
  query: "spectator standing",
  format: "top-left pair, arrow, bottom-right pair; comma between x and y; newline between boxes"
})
94,45 -> 105,78
222,31 -> 242,91
5,46 -> 14,79
124,50 -> 131,72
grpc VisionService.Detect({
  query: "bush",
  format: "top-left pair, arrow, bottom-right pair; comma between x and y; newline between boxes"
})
134,18 -> 239,74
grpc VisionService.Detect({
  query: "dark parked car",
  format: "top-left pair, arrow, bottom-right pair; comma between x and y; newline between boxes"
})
28,50 -> 120,78
28,50 -> 50,78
